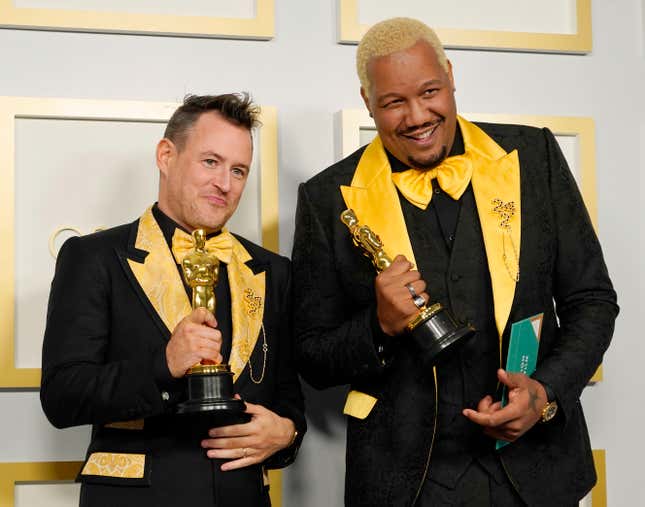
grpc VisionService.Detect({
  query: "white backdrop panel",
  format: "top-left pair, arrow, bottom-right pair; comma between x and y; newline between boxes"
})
15,483 -> 80,507
0,392 -> 88,461
358,0 -> 577,34
14,0 -> 255,18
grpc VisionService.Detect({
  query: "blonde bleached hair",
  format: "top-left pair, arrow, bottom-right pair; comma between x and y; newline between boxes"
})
357,17 -> 448,93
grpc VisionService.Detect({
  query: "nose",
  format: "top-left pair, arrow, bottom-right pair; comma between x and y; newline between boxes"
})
211,166 -> 231,193
405,99 -> 429,129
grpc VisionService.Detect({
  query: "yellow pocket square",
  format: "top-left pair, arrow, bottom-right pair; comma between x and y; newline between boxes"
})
343,390 -> 377,419
81,452 -> 145,479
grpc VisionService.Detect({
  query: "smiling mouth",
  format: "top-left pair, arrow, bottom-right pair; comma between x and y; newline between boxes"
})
401,121 -> 441,142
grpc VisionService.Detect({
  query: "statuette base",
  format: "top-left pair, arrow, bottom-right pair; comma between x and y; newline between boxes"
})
176,368 -> 249,425
408,305 -> 475,365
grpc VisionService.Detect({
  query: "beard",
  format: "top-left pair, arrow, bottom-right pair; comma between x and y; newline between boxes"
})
407,145 -> 448,170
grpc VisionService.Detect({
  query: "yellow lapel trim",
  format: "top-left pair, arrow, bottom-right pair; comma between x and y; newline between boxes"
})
461,117 -> 521,338
227,237 -> 265,382
340,117 -> 521,340
340,136 -> 416,266
128,207 -> 191,333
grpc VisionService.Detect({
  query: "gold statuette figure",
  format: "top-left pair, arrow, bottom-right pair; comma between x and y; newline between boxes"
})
182,229 -> 218,316
176,229 -> 246,420
340,209 -> 475,365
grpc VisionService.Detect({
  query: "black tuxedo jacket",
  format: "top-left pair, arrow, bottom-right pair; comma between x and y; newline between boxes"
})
41,213 -> 305,507
292,122 -> 618,506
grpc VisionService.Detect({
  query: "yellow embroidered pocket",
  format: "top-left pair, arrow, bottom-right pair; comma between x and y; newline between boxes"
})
343,390 -> 378,419
78,452 -> 151,486
81,452 -> 145,478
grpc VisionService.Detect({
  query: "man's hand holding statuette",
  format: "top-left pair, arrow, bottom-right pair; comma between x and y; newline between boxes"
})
166,307 -> 223,377
375,255 -> 429,336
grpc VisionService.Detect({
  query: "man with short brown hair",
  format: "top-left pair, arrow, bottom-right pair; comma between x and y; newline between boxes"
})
42,93 -> 305,506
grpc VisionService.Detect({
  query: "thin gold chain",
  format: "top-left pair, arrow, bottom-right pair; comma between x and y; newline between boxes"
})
248,322 -> 268,384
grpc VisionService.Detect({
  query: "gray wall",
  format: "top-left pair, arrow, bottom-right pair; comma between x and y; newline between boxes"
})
0,1 -> 643,505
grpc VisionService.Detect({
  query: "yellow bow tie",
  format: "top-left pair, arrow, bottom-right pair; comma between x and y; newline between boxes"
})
171,228 -> 234,265
391,154 -> 473,210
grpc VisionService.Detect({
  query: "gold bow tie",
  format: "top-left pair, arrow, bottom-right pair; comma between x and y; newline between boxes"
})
171,228 -> 234,265
391,154 -> 473,210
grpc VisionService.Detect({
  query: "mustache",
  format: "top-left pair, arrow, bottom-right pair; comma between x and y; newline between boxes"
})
397,120 -> 441,136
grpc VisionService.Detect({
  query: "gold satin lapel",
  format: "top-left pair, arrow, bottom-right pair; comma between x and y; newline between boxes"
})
462,117 -> 521,339
227,237 -> 265,382
127,207 -> 191,333
340,136 -> 417,266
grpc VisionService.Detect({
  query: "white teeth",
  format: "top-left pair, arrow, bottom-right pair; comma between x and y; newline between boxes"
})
408,124 -> 438,140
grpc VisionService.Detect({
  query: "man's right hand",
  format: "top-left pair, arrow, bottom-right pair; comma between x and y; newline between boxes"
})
166,307 -> 223,378
375,255 -> 429,336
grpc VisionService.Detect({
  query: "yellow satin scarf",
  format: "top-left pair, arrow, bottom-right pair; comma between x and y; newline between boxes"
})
391,153 -> 472,209
171,228 -> 234,265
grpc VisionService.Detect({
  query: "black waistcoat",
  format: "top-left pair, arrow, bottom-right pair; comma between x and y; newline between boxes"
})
400,185 -> 502,488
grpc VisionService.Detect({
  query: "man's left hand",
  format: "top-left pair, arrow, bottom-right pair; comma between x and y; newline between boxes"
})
462,369 -> 547,442
201,398 -> 296,471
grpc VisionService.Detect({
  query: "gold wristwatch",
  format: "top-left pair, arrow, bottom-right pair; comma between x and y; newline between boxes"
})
540,383 -> 558,423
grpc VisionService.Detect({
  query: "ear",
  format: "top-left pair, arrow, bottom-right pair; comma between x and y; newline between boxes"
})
156,138 -> 175,176
360,87 -> 373,117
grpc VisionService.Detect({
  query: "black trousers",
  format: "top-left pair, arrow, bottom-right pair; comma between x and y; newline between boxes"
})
418,460 -> 525,507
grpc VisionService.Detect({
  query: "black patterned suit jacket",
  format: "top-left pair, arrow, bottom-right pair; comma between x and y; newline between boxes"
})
292,122 -> 618,506
41,213 -> 305,507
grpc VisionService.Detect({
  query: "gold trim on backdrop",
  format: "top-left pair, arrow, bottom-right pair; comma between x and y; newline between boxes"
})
0,0 -> 274,39
0,461 -> 82,506
259,107 -> 279,253
0,96 -> 279,389
338,0 -> 592,53
591,449 -> 607,507
339,109 -> 602,384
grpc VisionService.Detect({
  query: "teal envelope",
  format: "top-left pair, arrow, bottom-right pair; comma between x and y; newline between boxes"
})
496,313 -> 543,450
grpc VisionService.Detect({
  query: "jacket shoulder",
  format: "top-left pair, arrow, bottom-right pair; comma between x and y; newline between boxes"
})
57,221 -> 134,260
473,121 -> 549,154
233,234 -> 290,270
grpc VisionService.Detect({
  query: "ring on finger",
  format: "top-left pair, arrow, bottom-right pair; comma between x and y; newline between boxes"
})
413,295 -> 425,309
405,283 -> 419,298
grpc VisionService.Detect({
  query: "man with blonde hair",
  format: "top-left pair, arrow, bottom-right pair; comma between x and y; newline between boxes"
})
292,17 -> 617,506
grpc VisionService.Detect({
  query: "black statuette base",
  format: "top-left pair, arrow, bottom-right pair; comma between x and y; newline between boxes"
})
409,307 -> 476,365
176,370 -> 249,426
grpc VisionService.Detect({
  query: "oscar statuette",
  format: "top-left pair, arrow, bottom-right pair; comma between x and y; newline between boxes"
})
175,229 -> 247,423
341,209 -> 475,364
